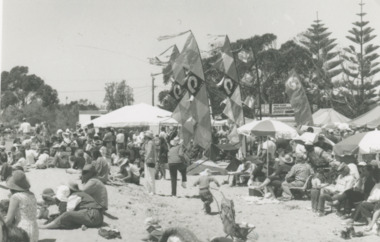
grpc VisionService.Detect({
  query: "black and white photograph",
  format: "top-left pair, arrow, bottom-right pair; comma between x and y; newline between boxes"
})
1,0 -> 380,241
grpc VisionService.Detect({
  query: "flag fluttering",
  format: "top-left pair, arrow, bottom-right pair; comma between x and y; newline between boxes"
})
167,32 -> 212,150
285,72 -> 314,126
213,36 -> 244,127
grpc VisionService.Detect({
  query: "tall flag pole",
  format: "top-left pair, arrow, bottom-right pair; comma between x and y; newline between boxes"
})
285,71 -> 314,126
213,35 -> 246,156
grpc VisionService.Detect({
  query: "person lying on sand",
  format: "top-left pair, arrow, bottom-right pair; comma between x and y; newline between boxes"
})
39,181 -> 104,230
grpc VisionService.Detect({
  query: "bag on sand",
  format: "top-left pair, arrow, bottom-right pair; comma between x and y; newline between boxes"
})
98,227 -> 122,240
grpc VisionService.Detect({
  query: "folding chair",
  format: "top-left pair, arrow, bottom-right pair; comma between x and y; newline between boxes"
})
218,192 -> 257,241
289,175 -> 313,200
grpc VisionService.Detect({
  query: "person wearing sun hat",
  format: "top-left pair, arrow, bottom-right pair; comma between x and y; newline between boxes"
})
40,181 -> 104,230
5,170 -> 39,241
193,169 -> 220,214
167,136 -> 188,196
141,130 -> 157,195
256,154 -> 295,198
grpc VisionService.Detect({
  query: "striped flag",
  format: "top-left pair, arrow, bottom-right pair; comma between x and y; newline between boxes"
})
285,72 -> 314,126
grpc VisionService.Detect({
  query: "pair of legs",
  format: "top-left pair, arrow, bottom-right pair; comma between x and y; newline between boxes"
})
199,189 -> 213,214
334,189 -> 365,215
155,162 -> 166,180
40,209 -> 103,229
168,163 -> 187,196
310,188 -> 320,212
144,163 -> 156,194
281,180 -> 304,198
347,201 -> 376,225
317,190 -> 340,215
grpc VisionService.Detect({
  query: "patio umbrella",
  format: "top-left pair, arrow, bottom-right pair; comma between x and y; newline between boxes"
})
333,130 -> 380,156
237,119 -> 299,139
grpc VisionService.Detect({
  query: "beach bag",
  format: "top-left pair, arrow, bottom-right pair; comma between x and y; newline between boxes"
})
98,227 -> 122,239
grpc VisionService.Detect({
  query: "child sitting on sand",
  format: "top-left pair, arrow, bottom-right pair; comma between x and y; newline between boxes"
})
193,169 -> 220,214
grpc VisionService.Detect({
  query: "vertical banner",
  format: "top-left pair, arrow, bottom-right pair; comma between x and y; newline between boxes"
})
285,72 -> 314,126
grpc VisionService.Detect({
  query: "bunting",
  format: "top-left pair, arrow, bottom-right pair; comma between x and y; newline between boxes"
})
285,72 -> 314,126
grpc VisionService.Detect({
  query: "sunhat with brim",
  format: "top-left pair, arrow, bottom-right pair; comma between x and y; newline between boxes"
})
358,161 -> 367,166
200,169 -> 211,176
94,140 -> 103,146
55,185 -> 70,202
42,188 -> 55,200
52,144 -> 60,149
6,170 -> 30,192
144,131 -> 154,139
68,181 -> 80,192
283,155 -> 294,164
82,164 -> 96,173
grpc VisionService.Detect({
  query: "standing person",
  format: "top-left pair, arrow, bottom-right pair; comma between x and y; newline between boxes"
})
5,170 -> 39,242
141,131 -> 156,195
156,136 -> 168,180
168,137 -> 187,196
193,169 -> 220,214
116,129 -> 125,153
18,118 -> 32,137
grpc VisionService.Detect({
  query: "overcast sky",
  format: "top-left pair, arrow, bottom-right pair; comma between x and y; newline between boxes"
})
2,0 -> 380,107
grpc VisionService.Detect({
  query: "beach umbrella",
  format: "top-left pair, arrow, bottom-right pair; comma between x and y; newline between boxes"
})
237,119 -> 299,139
333,130 -> 380,156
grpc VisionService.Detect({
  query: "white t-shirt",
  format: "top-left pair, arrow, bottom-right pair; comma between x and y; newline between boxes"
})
19,122 -> 31,134
25,149 -> 38,165
35,153 -> 50,166
127,164 -> 140,177
116,133 -> 125,143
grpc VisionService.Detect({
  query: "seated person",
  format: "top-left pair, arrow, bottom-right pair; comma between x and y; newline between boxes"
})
11,151 -> 28,170
334,163 -> 375,216
52,145 -> 71,168
39,182 -> 104,229
38,186 -> 69,221
229,160 -> 254,186
317,164 -> 355,216
34,149 -> 50,169
109,153 -> 140,185
281,153 -> 314,200
345,169 -> 380,226
256,154 -> 294,198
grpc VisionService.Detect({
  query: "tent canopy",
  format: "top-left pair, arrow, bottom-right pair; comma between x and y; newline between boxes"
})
350,105 -> 380,128
312,108 -> 351,126
88,103 -> 176,128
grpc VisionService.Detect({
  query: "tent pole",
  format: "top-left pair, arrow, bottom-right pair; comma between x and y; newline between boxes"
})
267,136 -> 269,177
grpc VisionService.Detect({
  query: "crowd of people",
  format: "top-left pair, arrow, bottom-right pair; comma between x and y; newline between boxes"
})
1,118 -> 380,241
228,126 -> 380,234
0,118 -> 201,241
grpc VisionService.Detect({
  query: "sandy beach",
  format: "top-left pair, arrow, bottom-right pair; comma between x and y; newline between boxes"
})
0,168 -> 378,242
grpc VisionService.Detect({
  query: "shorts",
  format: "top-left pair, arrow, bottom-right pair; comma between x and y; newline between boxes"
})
199,189 -> 213,205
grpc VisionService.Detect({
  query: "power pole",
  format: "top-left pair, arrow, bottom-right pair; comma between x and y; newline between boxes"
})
151,74 -> 155,106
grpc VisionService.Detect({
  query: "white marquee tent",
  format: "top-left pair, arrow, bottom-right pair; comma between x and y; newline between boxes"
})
88,103 -> 177,130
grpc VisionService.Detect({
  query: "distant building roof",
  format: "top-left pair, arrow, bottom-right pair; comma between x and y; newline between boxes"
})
79,110 -> 108,115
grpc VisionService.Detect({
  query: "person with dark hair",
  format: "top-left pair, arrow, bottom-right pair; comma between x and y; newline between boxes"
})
5,170 -> 38,241
306,127 -> 314,133
82,164 -> 108,211
334,163 -> 375,217
156,136 -> 168,180
345,168 -> 380,226
91,149 -> 110,184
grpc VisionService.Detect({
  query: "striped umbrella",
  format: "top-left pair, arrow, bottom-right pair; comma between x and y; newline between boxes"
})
237,119 -> 299,139
333,130 -> 380,156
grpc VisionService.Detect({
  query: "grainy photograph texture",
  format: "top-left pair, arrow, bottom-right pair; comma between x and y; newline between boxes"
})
1,0 -> 380,241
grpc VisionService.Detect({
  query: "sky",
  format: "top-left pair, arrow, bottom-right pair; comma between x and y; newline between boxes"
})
1,0 -> 380,108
